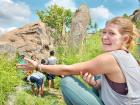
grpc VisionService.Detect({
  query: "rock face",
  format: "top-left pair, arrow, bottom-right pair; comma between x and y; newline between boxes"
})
130,9 -> 140,34
0,21 -> 54,59
130,9 -> 140,22
68,4 -> 90,48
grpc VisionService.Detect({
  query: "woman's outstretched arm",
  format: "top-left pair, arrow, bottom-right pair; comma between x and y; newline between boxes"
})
17,53 -> 117,76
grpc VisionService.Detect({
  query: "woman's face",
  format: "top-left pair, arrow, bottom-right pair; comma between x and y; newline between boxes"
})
101,23 -> 124,52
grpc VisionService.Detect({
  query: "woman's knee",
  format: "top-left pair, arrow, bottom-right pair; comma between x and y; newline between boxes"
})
61,76 -> 80,88
60,76 -> 103,105
60,76 -> 78,91
61,76 -> 74,83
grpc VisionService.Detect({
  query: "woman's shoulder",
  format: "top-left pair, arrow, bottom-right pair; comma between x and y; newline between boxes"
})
95,52 -> 114,61
89,52 -> 118,74
97,50 -> 128,65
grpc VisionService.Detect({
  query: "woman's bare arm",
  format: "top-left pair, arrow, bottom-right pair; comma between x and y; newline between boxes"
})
18,52 -> 117,76
36,53 -> 117,75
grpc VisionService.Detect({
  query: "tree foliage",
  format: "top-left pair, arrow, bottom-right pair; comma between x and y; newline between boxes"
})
0,55 -> 22,105
37,5 -> 72,45
86,16 -> 97,33
94,22 -> 98,32
123,13 -> 129,18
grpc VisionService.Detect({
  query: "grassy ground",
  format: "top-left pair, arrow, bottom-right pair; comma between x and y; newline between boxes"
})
14,84 -> 66,105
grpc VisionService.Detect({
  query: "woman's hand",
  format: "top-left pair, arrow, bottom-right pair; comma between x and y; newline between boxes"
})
80,72 -> 98,88
17,58 -> 38,71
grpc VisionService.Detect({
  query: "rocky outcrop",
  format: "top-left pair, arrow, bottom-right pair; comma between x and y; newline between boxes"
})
0,21 -> 54,59
129,9 -> 140,34
68,4 -> 90,48
130,9 -> 140,22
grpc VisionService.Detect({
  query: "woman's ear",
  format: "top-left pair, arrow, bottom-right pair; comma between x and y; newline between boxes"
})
123,35 -> 130,44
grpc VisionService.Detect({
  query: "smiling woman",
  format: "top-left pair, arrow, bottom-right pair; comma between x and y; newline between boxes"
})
17,17 -> 140,105
102,17 -> 138,52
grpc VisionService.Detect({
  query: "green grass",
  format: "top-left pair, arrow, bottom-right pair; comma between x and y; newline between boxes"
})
14,90 -> 65,105
0,55 -> 22,105
56,32 -> 102,64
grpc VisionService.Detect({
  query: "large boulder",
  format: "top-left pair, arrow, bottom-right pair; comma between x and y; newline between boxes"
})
129,9 -> 140,34
130,9 -> 140,22
0,21 -> 54,60
68,4 -> 90,48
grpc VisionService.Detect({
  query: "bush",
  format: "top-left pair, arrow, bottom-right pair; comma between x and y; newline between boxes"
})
0,55 -> 22,105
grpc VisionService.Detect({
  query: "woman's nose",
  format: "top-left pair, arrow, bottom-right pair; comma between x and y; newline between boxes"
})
102,34 -> 109,39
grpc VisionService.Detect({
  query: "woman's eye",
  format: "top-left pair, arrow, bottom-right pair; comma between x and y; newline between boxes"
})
102,31 -> 106,34
109,32 -> 115,35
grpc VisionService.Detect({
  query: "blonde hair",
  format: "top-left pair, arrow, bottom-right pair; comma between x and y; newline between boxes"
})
106,16 -> 139,50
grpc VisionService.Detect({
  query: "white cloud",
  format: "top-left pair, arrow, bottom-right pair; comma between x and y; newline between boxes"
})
0,27 -> 17,36
0,28 -> 6,35
0,0 -> 32,27
7,27 -> 17,31
0,0 -> 13,3
89,5 -> 113,22
45,0 -> 77,12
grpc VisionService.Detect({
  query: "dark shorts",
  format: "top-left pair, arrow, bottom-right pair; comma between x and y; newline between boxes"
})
30,76 -> 43,88
46,74 -> 55,80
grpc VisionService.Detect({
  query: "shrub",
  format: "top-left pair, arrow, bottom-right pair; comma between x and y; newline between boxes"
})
0,55 -> 22,105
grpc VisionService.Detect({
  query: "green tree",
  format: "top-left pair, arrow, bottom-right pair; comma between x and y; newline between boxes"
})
123,13 -> 129,18
94,22 -> 98,32
87,19 -> 98,33
37,5 -> 72,45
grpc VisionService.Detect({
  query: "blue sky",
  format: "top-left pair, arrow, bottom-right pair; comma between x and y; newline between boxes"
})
0,0 -> 139,35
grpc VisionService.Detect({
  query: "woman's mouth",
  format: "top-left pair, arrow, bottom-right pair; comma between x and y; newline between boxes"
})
103,43 -> 111,45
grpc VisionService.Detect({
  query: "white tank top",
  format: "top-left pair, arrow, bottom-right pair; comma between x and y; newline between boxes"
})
101,50 -> 140,105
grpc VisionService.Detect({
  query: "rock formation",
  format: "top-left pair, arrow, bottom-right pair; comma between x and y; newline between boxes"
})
129,9 -> 140,34
68,4 -> 90,48
130,9 -> 140,22
0,21 -> 54,60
